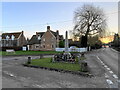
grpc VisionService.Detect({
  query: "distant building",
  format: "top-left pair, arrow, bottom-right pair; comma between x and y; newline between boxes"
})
1,31 -> 27,50
28,26 -> 64,51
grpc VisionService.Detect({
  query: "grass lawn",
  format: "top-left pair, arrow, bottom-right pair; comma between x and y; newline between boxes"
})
1,51 -> 62,56
29,58 -> 81,72
1,50 -> 81,56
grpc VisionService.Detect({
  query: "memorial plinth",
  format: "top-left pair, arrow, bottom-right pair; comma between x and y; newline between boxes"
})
53,31 -> 76,63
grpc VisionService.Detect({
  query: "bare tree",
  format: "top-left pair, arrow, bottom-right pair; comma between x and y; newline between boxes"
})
73,4 -> 107,45
69,30 -> 79,41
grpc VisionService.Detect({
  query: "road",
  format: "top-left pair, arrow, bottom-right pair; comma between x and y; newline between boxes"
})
87,47 -> 119,88
2,48 -> 119,88
96,47 -> 118,76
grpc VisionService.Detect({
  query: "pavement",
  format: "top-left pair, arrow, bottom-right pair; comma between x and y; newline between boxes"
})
2,47 -> 119,88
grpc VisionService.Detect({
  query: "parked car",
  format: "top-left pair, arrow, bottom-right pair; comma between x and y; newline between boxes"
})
70,46 -> 77,52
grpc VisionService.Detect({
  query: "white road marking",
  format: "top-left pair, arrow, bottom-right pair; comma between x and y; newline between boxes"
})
105,73 -> 109,78
106,79 -> 113,85
113,74 -> 118,79
96,56 -> 100,60
3,71 -> 16,77
96,55 -> 117,82
102,63 -> 105,66
109,71 -> 113,74
106,68 -> 111,71
96,56 -> 107,66
8,73 -> 16,77
33,84 -> 44,88
111,48 -> 119,53
104,65 -> 108,68
35,84 -> 43,88
96,56 -> 105,65
9,74 -> 14,77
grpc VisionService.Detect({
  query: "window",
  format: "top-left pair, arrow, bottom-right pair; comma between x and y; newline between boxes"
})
6,35 -> 9,40
29,45 -> 32,48
36,46 -> 39,48
51,37 -> 54,41
38,35 -> 41,40
43,45 -> 45,48
11,35 -> 15,40
40,45 -> 42,48
52,45 -> 54,48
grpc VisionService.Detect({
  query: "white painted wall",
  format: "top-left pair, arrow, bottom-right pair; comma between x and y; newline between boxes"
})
55,48 -> 87,52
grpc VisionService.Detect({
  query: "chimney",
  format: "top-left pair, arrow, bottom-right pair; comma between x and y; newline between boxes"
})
56,30 -> 59,35
22,31 -> 24,34
47,26 -> 50,31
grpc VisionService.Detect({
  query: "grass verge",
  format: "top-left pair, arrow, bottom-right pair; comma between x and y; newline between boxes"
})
29,57 -> 80,72
1,51 -> 62,56
1,51 -> 81,56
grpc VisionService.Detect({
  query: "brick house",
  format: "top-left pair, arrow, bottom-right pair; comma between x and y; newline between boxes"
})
1,31 -> 27,50
28,26 -> 63,51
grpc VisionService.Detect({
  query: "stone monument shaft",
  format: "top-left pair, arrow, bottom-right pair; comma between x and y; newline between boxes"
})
65,31 -> 69,53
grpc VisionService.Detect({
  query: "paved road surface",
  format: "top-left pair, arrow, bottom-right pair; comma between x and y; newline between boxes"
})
2,48 -> 119,88
87,47 -> 119,88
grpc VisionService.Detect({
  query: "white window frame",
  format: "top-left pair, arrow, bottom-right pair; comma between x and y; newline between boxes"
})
6,35 -> 9,40
11,35 -> 15,40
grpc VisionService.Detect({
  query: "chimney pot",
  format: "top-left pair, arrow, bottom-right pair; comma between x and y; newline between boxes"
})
47,26 -> 50,30
22,31 -> 24,34
56,30 -> 59,35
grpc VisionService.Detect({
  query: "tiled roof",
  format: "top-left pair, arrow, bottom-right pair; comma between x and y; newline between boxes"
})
28,35 -> 40,45
36,32 -> 45,37
50,30 -> 63,40
29,29 -> 64,45
2,32 -> 22,39
36,30 -> 58,38
50,30 -> 58,37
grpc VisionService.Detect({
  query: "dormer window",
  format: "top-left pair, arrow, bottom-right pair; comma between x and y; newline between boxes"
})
38,35 -> 41,40
6,35 -> 9,40
11,35 -> 15,40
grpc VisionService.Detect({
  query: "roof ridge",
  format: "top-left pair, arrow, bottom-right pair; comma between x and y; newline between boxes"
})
36,32 -> 45,33
2,32 -> 22,34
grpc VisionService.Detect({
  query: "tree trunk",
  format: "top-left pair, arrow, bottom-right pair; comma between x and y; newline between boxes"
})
84,24 -> 90,47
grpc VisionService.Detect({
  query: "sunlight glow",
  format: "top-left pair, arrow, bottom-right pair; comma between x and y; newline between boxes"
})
99,35 -> 114,44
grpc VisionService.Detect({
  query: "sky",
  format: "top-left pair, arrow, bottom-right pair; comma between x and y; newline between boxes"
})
1,2 -> 118,39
